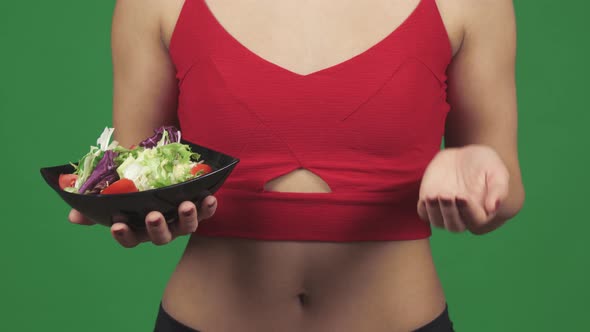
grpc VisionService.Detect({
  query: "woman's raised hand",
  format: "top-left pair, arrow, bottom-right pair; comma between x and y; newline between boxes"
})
417,145 -> 510,234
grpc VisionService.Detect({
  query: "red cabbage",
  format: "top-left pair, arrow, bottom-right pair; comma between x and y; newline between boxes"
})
88,173 -> 120,194
78,150 -> 119,194
139,126 -> 180,149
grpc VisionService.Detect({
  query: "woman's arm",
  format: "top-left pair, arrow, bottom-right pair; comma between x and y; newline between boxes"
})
444,0 -> 525,234
69,0 -> 218,247
111,0 -> 179,147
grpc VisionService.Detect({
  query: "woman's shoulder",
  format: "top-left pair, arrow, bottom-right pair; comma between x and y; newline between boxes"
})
112,0 -> 185,49
435,0 -> 515,56
113,0 -> 166,23
438,0 -> 515,30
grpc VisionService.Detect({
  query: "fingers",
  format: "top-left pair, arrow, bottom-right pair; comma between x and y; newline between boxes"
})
145,212 -> 173,246
197,195 -> 218,222
438,197 -> 466,233
417,200 -> 429,223
111,222 -> 147,248
144,194 -> 220,245
421,196 -> 466,233
107,195 -> 218,248
174,201 -> 199,235
68,209 -> 96,226
110,211 -> 177,248
425,198 -> 444,229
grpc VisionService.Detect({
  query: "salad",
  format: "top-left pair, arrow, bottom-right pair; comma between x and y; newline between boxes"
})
59,126 -> 212,195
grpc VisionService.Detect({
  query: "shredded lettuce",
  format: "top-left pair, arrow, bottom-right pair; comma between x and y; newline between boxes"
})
68,126 -> 204,194
117,142 -> 201,191
97,127 -> 116,151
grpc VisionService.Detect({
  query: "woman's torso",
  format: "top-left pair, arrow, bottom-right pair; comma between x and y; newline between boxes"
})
157,0 -> 464,330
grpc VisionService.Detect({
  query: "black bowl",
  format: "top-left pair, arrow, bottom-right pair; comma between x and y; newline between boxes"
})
40,140 -> 239,229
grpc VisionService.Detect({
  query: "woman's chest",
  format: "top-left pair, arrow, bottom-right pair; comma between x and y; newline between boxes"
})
161,0 -> 454,76
161,0 -> 455,167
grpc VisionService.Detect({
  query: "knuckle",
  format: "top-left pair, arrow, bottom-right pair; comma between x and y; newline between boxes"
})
426,197 -> 439,205
438,195 -> 454,203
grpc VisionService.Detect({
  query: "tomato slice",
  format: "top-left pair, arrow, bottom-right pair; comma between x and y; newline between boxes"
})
59,174 -> 78,190
191,164 -> 213,176
100,178 -> 139,195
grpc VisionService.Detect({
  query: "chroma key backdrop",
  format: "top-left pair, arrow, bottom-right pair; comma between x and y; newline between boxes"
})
0,0 -> 588,331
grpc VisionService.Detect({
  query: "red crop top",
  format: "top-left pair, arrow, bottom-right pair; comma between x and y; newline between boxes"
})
169,0 -> 452,241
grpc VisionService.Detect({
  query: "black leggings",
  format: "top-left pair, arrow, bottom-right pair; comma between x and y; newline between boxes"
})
154,303 -> 454,332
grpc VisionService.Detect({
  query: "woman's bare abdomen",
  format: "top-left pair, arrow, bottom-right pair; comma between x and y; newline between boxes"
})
162,236 -> 445,332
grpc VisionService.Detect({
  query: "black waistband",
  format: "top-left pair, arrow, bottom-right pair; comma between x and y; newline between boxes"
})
414,305 -> 454,332
154,303 -> 454,332
154,304 -> 201,332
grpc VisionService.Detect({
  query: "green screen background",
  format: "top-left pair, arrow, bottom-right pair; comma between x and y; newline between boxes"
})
1,1 -> 587,331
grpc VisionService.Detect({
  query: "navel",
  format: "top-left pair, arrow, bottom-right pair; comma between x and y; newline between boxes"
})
297,291 -> 310,307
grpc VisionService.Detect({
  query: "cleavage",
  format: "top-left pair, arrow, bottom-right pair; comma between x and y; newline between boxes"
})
202,0 -> 422,76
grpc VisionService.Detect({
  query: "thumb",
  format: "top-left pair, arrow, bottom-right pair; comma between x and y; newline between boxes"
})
484,168 -> 509,215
